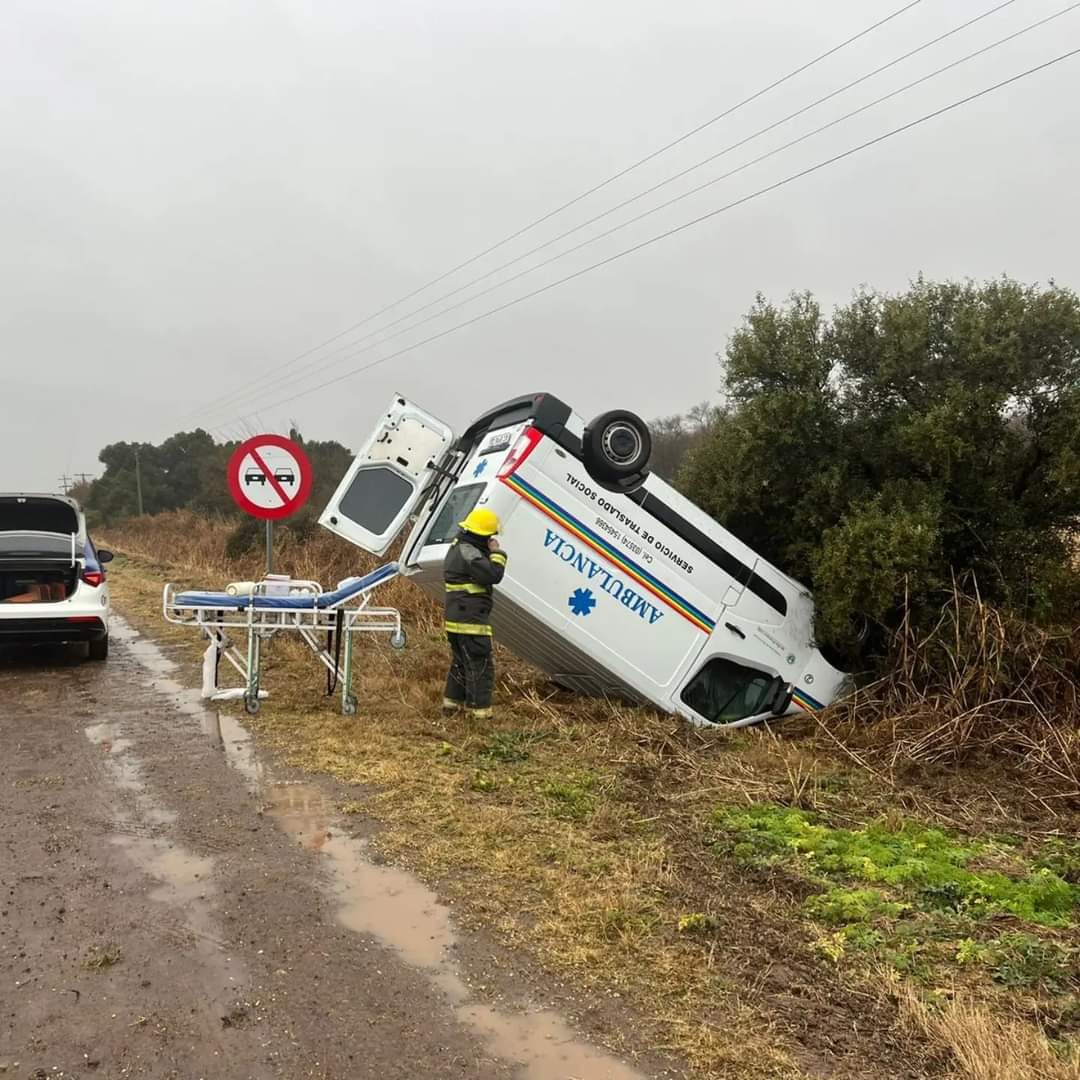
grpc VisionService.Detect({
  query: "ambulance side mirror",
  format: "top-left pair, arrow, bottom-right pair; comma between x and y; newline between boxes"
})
598,470 -> 649,495
768,677 -> 794,716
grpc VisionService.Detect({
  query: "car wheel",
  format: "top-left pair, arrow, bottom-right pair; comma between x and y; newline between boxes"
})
88,635 -> 109,662
582,410 -> 652,482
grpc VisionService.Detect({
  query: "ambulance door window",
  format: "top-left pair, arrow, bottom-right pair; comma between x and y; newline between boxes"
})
681,658 -> 777,725
338,469 -> 414,536
424,484 -> 486,547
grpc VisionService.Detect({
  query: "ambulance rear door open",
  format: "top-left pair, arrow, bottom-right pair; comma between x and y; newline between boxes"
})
319,396 -> 458,558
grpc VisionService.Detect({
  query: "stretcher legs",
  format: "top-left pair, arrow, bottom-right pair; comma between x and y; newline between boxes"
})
164,582 -> 404,717
341,629 -> 357,716
189,612 -> 402,716
245,618 -> 262,715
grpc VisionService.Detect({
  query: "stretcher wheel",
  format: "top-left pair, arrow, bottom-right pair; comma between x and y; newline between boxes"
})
390,629 -> 407,650
244,695 -> 261,716
342,695 -> 358,716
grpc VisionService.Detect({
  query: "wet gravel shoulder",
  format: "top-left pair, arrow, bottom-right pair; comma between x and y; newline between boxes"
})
0,619 -> 672,1080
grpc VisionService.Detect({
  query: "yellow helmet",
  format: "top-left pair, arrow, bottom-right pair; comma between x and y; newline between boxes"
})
460,507 -> 500,537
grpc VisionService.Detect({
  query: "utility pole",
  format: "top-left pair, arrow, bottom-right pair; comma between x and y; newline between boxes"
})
58,475 -> 72,494
134,448 -> 144,516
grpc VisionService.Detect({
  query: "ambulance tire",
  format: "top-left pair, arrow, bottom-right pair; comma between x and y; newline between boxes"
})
583,410 -> 651,482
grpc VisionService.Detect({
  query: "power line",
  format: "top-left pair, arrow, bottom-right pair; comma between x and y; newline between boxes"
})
204,0 -> 1033,420
187,0 -> 923,421
227,47 -> 1080,428
214,4 -> 1078,420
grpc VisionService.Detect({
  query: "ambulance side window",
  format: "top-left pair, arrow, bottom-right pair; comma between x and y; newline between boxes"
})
339,467 -> 415,536
424,483 -> 485,547
681,658 -> 775,725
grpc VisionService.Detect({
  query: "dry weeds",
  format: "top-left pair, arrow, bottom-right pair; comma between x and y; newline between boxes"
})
99,515 -> 1080,1080
820,581 -> 1079,803
892,974 -> 1080,1080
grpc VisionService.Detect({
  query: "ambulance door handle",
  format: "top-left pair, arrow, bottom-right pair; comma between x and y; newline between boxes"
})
724,622 -> 746,640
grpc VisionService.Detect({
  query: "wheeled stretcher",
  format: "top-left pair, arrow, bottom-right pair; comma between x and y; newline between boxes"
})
162,562 -> 405,715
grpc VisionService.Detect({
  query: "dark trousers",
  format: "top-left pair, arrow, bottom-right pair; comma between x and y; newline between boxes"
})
445,632 -> 494,709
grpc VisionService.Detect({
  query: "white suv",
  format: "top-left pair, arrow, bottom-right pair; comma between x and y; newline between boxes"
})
0,493 -> 112,660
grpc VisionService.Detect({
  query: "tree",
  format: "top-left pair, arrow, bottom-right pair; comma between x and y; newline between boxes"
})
286,428 -> 354,512
679,278 -> 1080,662
648,402 -> 717,482
83,427 -> 356,528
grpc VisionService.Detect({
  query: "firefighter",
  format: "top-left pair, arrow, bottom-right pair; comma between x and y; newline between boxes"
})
443,506 -> 507,720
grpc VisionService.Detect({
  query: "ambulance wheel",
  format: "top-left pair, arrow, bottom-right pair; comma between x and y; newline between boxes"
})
244,695 -> 261,716
390,629 -> 407,651
582,410 -> 651,482
342,695 -> 358,716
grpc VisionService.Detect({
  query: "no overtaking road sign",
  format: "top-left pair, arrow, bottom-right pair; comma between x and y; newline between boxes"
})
227,434 -> 313,520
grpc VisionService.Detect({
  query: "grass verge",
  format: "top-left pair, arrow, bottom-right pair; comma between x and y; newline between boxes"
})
103,544 -> 1080,1080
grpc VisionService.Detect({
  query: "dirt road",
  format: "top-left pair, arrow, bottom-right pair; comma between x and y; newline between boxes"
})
0,618 -> 664,1079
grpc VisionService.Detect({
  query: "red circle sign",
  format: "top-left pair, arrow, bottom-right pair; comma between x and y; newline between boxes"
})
227,434 -> 313,521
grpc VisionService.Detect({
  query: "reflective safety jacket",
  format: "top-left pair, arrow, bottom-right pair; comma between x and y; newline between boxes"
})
443,531 -> 508,636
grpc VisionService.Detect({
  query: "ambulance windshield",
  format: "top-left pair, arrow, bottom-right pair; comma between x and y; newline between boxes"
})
681,658 -> 776,725
424,483 -> 485,547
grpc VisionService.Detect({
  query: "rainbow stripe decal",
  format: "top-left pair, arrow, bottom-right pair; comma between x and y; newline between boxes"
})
502,473 -> 716,634
791,686 -> 825,712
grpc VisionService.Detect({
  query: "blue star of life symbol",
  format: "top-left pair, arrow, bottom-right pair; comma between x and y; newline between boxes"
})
472,458 -> 489,479
568,588 -> 597,617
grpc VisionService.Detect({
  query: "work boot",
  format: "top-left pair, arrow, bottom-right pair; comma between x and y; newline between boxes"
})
442,697 -> 463,718
467,707 -> 493,721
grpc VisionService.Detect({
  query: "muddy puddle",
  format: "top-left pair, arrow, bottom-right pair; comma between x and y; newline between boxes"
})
263,779 -> 646,1080
111,618 -> 265,788
109,834 -> 222,949
98,615 -> 648,1080
85,720 -> 143,791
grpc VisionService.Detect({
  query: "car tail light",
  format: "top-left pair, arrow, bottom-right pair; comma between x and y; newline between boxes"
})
82,570 -> 105,588
497,426 -> 543,479
68,616 -> 103,625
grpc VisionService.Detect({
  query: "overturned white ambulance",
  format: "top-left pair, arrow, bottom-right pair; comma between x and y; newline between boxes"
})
319,393 -> 850,728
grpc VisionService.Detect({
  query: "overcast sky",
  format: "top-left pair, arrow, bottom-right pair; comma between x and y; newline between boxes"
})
3,0 -> 1079,493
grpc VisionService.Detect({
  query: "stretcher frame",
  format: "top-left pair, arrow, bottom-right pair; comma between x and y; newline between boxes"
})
161,565 -> 405,716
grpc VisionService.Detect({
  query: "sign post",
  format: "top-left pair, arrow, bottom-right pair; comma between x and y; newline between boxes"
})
227,434 -> 313,573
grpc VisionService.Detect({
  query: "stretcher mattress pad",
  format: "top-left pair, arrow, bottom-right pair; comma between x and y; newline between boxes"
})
175,562 -> 399,610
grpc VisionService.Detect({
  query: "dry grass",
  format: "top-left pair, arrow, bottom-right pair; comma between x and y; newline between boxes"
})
99,514 -> 1080,1080
821,582 -> 1080,803
893,976 -> 1080,1080
110,556 -> 812,1078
